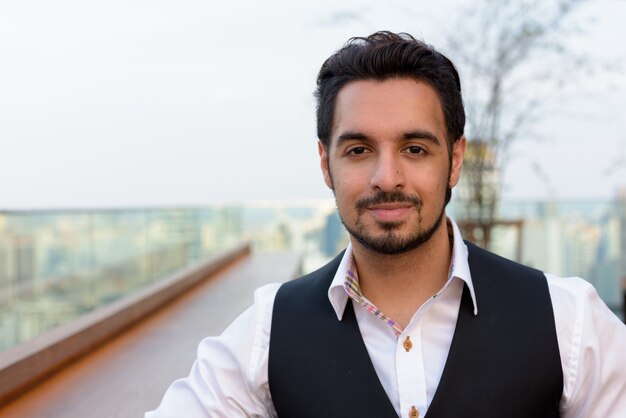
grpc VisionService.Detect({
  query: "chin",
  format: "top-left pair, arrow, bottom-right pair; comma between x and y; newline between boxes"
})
342,210 -> 446,255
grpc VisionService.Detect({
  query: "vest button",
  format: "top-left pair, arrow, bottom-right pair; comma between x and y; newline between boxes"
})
403,336 -> 413,352
409,406 -> 419,417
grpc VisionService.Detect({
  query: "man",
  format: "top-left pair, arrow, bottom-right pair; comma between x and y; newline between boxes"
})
146,32 -> 626,417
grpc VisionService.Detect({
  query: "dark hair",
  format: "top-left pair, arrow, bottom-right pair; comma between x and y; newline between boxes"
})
315,31 -> 465,150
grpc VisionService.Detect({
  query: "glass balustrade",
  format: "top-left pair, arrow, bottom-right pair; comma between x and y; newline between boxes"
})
1,199 -> 624,352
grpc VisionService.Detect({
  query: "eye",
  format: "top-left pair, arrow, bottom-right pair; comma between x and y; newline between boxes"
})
347,146 -> 369,156
406,145 -> 425,155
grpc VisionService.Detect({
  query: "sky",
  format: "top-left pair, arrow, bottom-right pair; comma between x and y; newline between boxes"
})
1,0 -> 625,209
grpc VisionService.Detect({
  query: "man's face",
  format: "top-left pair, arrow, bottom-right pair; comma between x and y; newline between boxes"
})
319,78 -> 466,255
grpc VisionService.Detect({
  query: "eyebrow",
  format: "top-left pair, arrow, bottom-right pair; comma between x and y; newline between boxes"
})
335,132 -> 369,144
335,130 -> 441,146
403,130 -> 441,145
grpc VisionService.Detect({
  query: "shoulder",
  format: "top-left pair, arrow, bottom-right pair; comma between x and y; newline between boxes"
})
544,273 -> 623,350
545,273 -> 598,315
544,273 -> 618,340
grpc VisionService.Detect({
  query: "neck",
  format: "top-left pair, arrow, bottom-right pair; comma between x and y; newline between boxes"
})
350,218 -> 453,328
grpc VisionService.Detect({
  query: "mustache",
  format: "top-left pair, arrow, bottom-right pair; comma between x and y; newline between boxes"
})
355,190 -> 422,211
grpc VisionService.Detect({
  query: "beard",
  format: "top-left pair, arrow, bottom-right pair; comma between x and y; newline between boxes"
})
335,188 -> 448,255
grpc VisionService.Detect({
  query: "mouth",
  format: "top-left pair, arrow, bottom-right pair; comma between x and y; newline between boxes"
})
367,203 -> 414,222
355,191 -> 422,224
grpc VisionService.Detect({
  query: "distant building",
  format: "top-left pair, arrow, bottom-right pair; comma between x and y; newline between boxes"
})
321,211 -> 345,257
517,202 -> 564,274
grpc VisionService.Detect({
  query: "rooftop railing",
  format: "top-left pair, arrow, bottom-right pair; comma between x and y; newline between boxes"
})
0,243 -> 251,407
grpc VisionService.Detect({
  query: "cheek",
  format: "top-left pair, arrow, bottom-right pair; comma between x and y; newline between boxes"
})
337,177 -> 368,208
331,176 -> 363,215
331,167 -> 359,193
418,166 -> 449,200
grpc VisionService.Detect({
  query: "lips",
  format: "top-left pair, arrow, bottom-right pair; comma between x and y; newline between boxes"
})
367,203 -> 413,222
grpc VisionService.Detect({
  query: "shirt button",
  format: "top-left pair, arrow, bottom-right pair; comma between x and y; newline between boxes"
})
403,336 -> 413,352
409,406 -> 419,417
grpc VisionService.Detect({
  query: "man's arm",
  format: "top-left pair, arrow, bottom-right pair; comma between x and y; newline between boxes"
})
549,275 -> 626,418
145,283 -> 280,418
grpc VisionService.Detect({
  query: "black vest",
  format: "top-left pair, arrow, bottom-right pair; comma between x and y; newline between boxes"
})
268,242 -> 563,418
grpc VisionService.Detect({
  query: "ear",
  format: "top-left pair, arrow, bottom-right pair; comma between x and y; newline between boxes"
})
449,135 -> 466,188
318,140 -> 333,189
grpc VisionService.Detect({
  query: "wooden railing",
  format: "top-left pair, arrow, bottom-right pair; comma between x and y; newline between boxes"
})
0,243 -> 251,407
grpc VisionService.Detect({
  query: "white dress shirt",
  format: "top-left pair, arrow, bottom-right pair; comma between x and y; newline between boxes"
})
146,219 -> 626,418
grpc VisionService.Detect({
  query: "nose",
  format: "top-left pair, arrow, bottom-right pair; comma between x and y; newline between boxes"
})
370,153 -> 404,192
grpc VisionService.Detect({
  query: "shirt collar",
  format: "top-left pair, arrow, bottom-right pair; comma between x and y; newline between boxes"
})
327,217 -> 478,321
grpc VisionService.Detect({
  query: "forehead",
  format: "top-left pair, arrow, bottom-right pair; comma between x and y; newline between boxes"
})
331,77 -> 447,145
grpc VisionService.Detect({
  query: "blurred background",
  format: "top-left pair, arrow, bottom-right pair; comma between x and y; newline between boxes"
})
1,0 -> 625,351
